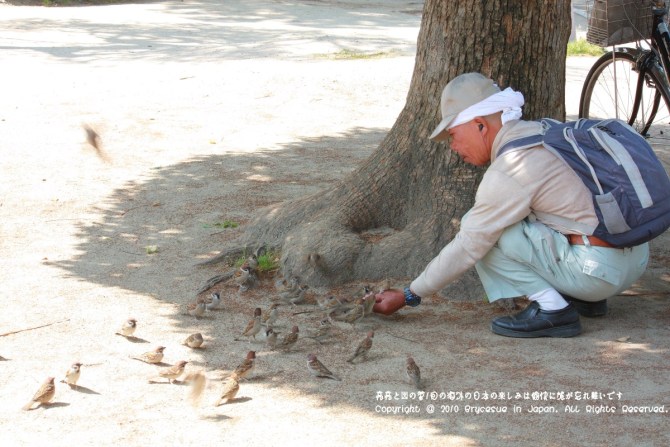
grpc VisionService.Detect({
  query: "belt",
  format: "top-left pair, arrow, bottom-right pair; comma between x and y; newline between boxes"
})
568,234 -> 614,248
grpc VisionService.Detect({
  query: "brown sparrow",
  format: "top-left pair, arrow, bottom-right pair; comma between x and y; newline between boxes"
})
205,292 -> 223,311
183,371 -> 207,406
156,360 -> 188,383
347,331 -> 374,363
363,292 -> 376,317
332,302 -> 364,326
265,328 -> 278,351
275,275 -> 300,294
23,377 -> 56,410
215,373 -> 240,406
303,319 -> 333,344
237,308 -> 262,341
406,356 -> 422,389
232,351 -> 256,380
307,353 -> 340,381
235,266 -> 257,292
61,362 -> 83,387
116,318 -> 137,337
242,254 -> 259,271
183,333 -> 204,349
262,303 -> 280,328
317,295 -> 343,312
131,346 -> 166,364
187,300 -> 206,319
279,325 -> 299,351
278,284 -> 308,305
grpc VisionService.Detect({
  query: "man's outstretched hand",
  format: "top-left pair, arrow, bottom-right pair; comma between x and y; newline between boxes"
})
373,289 -> 406,315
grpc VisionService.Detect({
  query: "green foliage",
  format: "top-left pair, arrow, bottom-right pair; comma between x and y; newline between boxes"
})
203,220 -> 239,229
257,251 -> 280,272
567,39 -> 605,57
233,250 -> 280,273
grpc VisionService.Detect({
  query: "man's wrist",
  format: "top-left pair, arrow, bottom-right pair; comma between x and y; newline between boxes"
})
404,287 -> 422,307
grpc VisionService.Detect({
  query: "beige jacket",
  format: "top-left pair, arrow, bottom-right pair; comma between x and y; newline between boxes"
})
410,119 -> 599,298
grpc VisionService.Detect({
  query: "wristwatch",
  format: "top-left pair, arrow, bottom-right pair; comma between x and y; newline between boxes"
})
404,287 -> 422,307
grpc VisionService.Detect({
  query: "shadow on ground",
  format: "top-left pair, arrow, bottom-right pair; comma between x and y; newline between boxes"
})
2,0 -> 421,62
52,125 -> 670,443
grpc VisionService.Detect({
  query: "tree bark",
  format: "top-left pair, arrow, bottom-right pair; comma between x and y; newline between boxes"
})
205,0 -> 572,295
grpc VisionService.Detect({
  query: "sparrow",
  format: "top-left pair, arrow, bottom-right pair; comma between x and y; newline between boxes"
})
362,292 -> 376,317
303,319 -> 333,344
187,300 -> 206,319
347,331 -> 374,363
331,302 -> 364,326
307,252 -> 326,271
262,303 -> 280,328
205,292 -> 223,311
183,371 -> 207,406
306,353 -> 340,381
61,362 -> 83,387
156,360 -> 188,383
183,333 -> 204,349
316,295 -> 343,312
242,254 -> 258,271
278,284 -> 308,305
23,377 -> 56,410
83,124 -> 109,162
215,373 -> 240,406
265,328 -> 278,351
236,308 -> 262,341
378,279 -> 391,294
235,266 -> 257,292
279,325 -> 300,351
116,318 -> 137,337
275,275 -> 300,294
131,346 -> 166,364
232,350 -> 256,380
406,356 -> 422,389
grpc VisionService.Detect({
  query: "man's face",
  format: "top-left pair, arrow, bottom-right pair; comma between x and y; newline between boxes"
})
446,120 -> 491,166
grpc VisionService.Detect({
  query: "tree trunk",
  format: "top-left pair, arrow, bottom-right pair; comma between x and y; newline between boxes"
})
206,0 -> 572,295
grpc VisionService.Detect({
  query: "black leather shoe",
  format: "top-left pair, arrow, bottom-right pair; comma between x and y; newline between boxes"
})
562,295 -> 607,317
491,302 -> 582,338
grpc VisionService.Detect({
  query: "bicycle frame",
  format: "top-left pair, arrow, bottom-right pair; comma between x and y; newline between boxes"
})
629,1 -> 670,135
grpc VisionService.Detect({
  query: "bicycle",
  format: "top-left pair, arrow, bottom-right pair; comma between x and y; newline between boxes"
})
579,0 -> 670,141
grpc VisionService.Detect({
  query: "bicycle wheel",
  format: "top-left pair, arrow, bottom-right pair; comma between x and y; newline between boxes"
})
580,49 -> 670,142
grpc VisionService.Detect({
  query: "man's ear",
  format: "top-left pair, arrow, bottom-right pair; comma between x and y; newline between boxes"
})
473,117 -> 487,134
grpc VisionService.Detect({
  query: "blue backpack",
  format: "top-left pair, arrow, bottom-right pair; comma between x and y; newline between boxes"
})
497,118 -> 670,247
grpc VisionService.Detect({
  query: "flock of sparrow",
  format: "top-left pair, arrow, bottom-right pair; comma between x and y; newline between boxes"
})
21,253 -> 422,411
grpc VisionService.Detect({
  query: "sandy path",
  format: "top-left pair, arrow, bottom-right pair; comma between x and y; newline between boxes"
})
1,2 -> 669,446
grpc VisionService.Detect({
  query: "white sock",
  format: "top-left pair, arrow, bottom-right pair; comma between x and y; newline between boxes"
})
528,288 -> 568,311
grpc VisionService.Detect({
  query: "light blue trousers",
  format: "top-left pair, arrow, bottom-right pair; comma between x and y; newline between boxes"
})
475,220 -> 649,303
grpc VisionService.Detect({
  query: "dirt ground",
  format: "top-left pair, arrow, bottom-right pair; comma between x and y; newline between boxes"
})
1,1 -> 669,446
